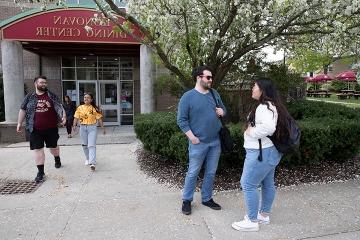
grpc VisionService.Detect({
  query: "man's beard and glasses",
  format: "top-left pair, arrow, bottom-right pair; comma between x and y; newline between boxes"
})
35,79 -> 48,92
199,73 -> 212,90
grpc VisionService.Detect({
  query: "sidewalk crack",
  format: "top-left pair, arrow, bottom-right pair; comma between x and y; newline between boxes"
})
55,172 -> 93,240
202,217 -> 216,240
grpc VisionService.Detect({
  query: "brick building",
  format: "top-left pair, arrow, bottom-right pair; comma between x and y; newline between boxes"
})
0,0 -> 176,140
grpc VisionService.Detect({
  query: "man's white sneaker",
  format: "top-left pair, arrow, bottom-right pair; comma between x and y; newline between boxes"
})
84,160 -> 89,166
257,212 -> 270,224
231,215 -> 259,232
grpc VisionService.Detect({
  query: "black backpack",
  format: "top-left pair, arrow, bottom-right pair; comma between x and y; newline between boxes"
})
209,89 -> 234,154
268,115 -> 301,154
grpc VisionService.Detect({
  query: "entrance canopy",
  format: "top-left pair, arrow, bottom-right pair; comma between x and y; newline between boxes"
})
0,5 -> 140,56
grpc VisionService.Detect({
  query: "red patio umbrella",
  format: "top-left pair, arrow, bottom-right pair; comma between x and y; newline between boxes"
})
336,70 -> 357,90
336,70 -> 356,81
312,74 -> 333,82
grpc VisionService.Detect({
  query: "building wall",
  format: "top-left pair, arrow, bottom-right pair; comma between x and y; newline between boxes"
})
23,50 -> 40,94
0,0 -> 37,70
1,0 -> 40,101
1,1 -> 177,117
329,59 -> 353,76
41,56 -> 62,98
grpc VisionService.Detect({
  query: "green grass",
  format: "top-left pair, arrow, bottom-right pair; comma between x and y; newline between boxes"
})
307,94 -> 360,108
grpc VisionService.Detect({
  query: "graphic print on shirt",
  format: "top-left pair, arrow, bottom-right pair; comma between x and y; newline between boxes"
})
36,99 -> 52,113
79,107 -> 94,123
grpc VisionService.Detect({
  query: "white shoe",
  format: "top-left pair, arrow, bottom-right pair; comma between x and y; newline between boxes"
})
84,160 -> 89,165
232,215 -> 259,232
257,212 -> 270,224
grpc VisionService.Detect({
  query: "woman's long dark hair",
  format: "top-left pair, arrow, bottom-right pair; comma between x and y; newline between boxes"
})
84,93 -> 101,113
247,78 -> 291,138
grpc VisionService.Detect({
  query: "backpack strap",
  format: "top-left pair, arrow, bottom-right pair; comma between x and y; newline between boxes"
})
209,89 -> 225,126
258,139 -> 263,161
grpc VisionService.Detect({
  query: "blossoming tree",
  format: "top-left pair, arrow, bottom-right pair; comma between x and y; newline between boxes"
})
16,0 -> 360,90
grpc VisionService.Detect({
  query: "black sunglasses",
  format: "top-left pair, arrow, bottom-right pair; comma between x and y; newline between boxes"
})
200,75 -> 213,80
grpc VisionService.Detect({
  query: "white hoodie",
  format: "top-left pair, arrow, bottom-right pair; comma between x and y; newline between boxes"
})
244,102 -> 278,149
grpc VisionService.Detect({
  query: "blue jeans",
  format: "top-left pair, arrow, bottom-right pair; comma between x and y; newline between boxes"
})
182,139 -> 221,202
240,146 -> 282,221
79,124 -> 98,165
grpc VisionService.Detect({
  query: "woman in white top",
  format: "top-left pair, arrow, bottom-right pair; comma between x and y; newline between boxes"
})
232,78 -> 291,232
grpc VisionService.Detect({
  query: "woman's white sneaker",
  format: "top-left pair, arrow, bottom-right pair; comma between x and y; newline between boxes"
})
84,160 -> 89,165
231,216 -> 259,232
257,212 -> 270,224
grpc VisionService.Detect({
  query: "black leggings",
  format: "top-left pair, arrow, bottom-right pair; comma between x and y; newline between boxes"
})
66,118 -> 74,134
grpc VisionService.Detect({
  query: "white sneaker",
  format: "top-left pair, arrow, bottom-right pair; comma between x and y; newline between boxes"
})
257,212 -> 270,224
231,215 -> 259,232
84,160 -> 89,165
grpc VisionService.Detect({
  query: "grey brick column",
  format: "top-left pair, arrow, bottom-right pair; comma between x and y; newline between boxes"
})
1,40 -> 24,123
140,45 -> 155,113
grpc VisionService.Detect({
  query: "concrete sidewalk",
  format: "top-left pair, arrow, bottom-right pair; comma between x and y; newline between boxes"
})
0,127 -> 359,240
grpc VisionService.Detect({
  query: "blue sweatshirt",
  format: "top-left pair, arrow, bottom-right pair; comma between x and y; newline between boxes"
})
177,89 -> 226,143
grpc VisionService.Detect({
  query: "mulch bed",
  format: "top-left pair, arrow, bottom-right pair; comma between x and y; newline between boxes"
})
136,148 -> 360,191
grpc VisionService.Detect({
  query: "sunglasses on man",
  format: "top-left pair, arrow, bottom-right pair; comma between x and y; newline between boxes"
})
199,75 -> 213,80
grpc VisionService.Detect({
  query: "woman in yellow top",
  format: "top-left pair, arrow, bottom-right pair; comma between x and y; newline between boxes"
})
72,93 -> 105,171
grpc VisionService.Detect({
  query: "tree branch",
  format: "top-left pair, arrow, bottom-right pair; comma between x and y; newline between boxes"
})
99,0 -> 189,90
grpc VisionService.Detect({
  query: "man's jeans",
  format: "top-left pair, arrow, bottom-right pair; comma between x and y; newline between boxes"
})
240,146 -> 282,221
182,139 -> 221,202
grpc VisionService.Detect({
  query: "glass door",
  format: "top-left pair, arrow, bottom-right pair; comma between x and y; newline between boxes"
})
99,81 -> 119,125
78,81 -> 97,105
120,81 -> 133,125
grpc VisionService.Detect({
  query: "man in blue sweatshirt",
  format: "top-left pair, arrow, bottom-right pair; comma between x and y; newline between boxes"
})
177,65 -> 226,215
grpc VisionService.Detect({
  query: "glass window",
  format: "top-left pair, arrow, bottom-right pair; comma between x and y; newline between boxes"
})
120,58 -> 133,68
62,68 -> 75,80
62,57 -> 75,67
99,68 -> 119,80
100,83 -> 118,105
120,82 -> 133,114
76,56 -> 97,68
121,70 -> 133,80
62,81 -> 77,104
102,110 -> 118,122
99,57 -> 119,68
77,68 -> 97,80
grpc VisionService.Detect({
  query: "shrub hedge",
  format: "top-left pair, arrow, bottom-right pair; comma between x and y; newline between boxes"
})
134,100 -> 360,169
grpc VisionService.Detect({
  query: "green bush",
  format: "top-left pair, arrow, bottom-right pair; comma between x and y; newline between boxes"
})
331,80 -> 347,92
134,100 -> 360,169
355,83 -> 360,91
287,100 -> 360,120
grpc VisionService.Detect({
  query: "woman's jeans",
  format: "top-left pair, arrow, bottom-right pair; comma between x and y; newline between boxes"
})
79,124 -> 98,165
182,139 -> 221,202
240,146 -> 282,221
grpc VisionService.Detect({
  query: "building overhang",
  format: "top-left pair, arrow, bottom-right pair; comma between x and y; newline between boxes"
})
0,5 -> 141,56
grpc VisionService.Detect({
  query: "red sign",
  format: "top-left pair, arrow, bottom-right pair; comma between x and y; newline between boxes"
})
1,8 -> 140,44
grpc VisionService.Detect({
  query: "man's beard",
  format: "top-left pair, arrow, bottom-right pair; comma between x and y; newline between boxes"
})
37,86 -> 48,92
200,79 -> 211,90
